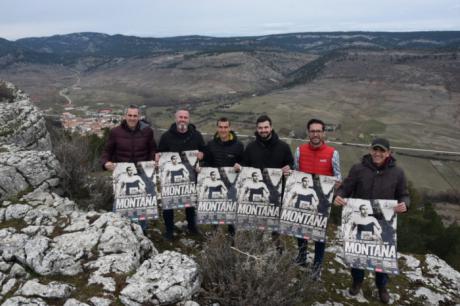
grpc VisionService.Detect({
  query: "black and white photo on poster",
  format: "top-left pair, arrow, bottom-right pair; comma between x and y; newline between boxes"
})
158,151 -> 198,209
196,167 -> 238,225
341,198 -> 399,274
112,162 -> 159,221
235,167 -> 282,231
278,171 -> 335,242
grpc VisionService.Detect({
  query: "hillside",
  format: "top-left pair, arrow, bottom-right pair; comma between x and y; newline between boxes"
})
0,31 -> 459,196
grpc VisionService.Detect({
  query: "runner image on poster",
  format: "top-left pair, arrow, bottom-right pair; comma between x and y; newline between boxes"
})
158,151 -> 198,209
278,171 -> 335,242
196,167 -> 238,225
341,198 -> 399,274
235,167 -> 282,231
112,162 -> 159,221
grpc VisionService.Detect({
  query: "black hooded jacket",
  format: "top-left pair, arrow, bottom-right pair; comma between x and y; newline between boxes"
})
337,154 -> 410,206
158,123 -> 205,153
203,131 -> 244,167
242,130 -> 294,169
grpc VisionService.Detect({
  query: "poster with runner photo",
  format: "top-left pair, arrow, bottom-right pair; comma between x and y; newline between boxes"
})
112,162 -> 159,222
278,171 -> 335,242
158,151 -> 198,209
196,167 -> 238,224
341,198 -> 399,274
235,167 -> 282,231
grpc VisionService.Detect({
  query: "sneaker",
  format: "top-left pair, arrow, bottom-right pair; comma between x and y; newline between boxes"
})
348,282 -> 362,296
378,287 -> 390,304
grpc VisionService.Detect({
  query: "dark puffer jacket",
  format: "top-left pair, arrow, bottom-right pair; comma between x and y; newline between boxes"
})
100,120 -> 156,169
203,131 -> 244,167
336,154 -> 410,206
242,131 -> 294,169
158,123 -> 205,152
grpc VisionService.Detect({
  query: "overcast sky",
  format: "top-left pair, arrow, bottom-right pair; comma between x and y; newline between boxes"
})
1,0 -> 459,40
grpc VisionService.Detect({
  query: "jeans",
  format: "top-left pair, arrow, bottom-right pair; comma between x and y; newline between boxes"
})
297,238 -> 326,268
163,207 -> 197,233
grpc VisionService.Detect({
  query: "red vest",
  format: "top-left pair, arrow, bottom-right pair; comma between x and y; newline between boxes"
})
298,143 -> 335,176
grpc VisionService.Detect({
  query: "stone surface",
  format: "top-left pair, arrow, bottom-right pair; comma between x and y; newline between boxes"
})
1,296 -> 49,306
16,279 -> 74,299
120,251 -> 201,305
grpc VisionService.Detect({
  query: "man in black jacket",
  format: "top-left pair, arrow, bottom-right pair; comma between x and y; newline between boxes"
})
334,138 -> 409,304
236,115 -> 293,172
204,117 -> 244,235
157,109 -> 205,240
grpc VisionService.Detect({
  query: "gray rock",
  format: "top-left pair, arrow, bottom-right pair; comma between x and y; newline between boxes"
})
88,274 -> 116,292
1,278 -> 16,295
120,251 -> 201,305
1,296 -> 49,306
16,279 -> 74,299
63,299 -> 90,306
183,301 -> 200,306
23,205 -> 59,226
21,226 -> 55,236
89,297 -> 112,306
4,204 -> 32,221
0,229 -> 27,262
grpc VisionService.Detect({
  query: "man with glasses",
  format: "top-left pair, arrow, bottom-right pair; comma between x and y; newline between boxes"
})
293,118 -> 342,277
334,138 -> 409,304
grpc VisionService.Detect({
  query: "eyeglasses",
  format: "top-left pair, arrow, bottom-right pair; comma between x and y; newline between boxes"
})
308,130 -> 324,134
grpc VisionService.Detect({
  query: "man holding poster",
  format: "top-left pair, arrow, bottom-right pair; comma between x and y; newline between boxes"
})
158,109 -> 205,240
334,137 -> 409,304
100,105 -> 156,232
293,118 -> 341,276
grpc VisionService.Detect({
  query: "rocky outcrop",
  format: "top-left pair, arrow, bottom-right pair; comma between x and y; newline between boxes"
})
0,82 -> 201,305
0,81 -> 51,152
0,190 -> 200,305
0,81 -> 57,201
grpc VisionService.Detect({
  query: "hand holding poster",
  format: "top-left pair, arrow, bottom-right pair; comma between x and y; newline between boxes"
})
112,162 -> 159,221
159,151 -> 198,209
196,167 -> 238,224
341,198 -> 399,274
235,167 -> 282,231
278,171 -> 335,242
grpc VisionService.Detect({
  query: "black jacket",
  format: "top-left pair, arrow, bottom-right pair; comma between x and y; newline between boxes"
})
203,131 -> 244,167
337,154 -> 410,206
242,131 -> 294,169
158,123 -> 205,153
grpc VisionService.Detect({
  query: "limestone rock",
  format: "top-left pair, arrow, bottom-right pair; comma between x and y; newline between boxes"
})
16,279 -> 74,299
1,296 -> 48,306
120,251 -> 200,305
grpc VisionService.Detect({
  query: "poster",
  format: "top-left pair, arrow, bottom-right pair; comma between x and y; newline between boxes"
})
341,198 -> 399,274
196,167 -> 238,224
235,167 -> 283,231
278,171 -> 335,242
158,151 -> 198,209
112,162 -> 159,221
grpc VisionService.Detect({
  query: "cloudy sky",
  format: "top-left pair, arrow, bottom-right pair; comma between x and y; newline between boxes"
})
1,0 -> 459,40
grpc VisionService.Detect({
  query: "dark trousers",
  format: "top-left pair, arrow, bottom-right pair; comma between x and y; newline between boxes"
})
297,238 -> 326,268
351,268 -> 388,288
212,224 -> 236,236
163,207 -> 196,233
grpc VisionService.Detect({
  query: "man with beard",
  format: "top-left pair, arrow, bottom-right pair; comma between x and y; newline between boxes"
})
293,118 -> 342,277
235,115 -> 293,250
203,117 -> 244,235
334,138 -> 409,304
157,109 -> 205,240
101,105 -> 156,232
235,115 -> 293,173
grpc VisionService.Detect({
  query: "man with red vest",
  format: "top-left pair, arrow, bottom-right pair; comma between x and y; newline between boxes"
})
293,118 -> 341,276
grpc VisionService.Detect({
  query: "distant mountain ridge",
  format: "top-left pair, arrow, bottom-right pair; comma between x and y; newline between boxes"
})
1,31 -> 459,65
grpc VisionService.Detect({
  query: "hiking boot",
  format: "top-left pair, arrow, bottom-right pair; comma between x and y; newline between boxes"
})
378,286 -> 390,304
348,282 -> 362,296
